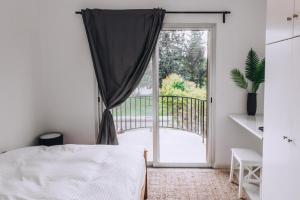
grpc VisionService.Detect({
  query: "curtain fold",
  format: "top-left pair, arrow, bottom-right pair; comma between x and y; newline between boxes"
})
81,8 -> 165,144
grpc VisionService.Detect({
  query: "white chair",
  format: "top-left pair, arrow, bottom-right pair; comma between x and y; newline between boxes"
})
229,148 -> 262,199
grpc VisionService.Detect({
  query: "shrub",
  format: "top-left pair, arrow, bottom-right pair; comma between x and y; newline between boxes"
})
160,73 -> 206,100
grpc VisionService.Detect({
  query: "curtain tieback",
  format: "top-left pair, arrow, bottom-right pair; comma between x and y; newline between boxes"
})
102,108 -> 112,115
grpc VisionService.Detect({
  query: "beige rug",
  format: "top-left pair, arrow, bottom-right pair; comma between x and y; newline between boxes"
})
147,168 -> 247,200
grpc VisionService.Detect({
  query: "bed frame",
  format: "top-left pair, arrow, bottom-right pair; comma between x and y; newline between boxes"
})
140,150 -> 148,200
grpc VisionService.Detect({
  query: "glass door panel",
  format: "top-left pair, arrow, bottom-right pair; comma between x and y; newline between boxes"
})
114,60 -> 154,162
157,29 -> 209,164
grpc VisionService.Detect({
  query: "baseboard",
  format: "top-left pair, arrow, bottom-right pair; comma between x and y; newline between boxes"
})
213,163 -> 230,169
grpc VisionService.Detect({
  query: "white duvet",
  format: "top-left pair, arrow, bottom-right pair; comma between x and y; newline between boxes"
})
0,145 -> 146,200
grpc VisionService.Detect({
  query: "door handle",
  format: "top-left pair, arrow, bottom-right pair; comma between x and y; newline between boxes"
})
287,138 -> 293,143
287,17 -> 293,21
283,136 -> 288,140
293,14 -> 299,18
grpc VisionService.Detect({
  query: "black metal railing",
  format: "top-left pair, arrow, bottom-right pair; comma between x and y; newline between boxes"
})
107,96 -> 207,139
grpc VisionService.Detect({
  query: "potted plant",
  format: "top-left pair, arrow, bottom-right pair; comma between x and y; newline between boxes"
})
231,49 -> 265,116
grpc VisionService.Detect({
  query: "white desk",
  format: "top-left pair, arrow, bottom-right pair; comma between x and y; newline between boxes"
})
229,114 -> 263,200
229,114 -> 263,140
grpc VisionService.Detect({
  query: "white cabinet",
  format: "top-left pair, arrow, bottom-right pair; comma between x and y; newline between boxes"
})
264,1 -> 300,198
266,0 -> 295,43
294,0 -> 300,36
290,37 -> 300,198
263,40 -> 293,200
263,37 -> 300,200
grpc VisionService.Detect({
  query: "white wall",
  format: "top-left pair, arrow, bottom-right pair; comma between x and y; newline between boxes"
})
3,0 -> 265,166
0,0 -> 41,152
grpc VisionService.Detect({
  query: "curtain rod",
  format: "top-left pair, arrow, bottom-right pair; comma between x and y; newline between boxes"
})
75,11 -> 231,23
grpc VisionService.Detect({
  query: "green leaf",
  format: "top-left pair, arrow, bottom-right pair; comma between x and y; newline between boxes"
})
255,58 -> 265,84
231,69 -> 248,89
172,81 -> 185,91
245,49 -> 259,81
252,58 -> 265,92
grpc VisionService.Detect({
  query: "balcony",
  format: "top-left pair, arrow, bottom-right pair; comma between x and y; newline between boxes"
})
110,95 -> 207,163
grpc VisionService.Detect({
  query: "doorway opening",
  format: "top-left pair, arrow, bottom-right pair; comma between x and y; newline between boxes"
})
157,28 -> 208,165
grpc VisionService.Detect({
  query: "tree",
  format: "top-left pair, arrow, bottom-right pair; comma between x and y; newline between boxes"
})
158,31 -> 186,86
158,30 -> 207,88
181,31 -> 207,88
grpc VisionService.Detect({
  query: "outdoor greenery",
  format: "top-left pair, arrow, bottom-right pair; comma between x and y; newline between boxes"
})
160,73 -> 206,100
113,30 -> 208,119
158,30 -> 207,88
112,73 -> 207,116
112,31 -> 209,133
112,96 -> 152,116
159,73 -> 206,118
231,49 -> 265,93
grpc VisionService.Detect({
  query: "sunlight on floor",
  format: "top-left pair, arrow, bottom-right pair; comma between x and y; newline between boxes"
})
118,128 -> 206,163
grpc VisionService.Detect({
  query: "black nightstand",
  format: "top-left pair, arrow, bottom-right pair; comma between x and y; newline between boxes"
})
39,132 -> 63,146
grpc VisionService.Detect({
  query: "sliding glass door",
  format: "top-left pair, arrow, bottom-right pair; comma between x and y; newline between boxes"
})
153,24 -> 213,167
116,60 -> 154,162
112,24 -> 214,167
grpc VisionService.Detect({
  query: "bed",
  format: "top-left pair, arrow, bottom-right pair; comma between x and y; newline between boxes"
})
0,144 -> 147,200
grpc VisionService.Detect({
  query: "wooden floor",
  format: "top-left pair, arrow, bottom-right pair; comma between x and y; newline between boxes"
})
147,168 -> 248,200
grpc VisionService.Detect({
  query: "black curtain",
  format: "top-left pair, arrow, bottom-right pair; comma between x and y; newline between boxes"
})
81,9 -> 165,144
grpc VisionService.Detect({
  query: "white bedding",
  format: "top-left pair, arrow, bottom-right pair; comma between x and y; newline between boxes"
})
0,145 -> 146,200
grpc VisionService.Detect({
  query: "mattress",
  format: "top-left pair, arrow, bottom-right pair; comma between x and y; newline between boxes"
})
0,144 -> 146,200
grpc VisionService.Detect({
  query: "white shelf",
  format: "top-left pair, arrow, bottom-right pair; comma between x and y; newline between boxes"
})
229,114 -> 264,140
230,114 -> 263,200
244,183 -> 260,200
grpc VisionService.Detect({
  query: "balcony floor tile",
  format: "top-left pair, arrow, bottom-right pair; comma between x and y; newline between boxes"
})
118,128 -> 207,163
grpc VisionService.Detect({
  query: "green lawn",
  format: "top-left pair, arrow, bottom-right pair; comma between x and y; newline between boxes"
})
111,96 -> 206,117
